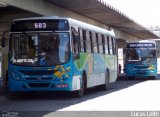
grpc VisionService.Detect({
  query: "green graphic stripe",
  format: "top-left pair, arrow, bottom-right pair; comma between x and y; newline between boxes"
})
75,53 -> 89,71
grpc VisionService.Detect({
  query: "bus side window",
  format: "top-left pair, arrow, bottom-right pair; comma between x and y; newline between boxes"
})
86,30 -> 91,53
89,31 -> 94,53
107,36 -> 110,54
102,35 -> 105,54
79,28 -> 84,52
82,29 -> 87,52
104,36 -> 109,54
113,38 -> 117,55
112,37 -> 115,55
92,32 -> 98,53
96,33 -> 99,53
71,27 -> 80,59
98,34 -> 103,54
109,37 -> 113,55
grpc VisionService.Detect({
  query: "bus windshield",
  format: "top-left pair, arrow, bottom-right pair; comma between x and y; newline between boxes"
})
126,48 -> 156,63
10,33 -> 70,66
141,48 -> 156,63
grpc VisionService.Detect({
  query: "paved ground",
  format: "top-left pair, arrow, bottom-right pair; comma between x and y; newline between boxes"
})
0,74 -> 160,117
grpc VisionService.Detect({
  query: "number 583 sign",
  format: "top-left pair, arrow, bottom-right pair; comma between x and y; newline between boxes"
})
34,23 -> 47,29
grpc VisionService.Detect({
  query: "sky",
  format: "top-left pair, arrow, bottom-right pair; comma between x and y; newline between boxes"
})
104,0 -> 160,27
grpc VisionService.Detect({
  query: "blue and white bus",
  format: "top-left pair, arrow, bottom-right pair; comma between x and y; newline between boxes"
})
124,41 -> 157,80
2,16 -> 118,97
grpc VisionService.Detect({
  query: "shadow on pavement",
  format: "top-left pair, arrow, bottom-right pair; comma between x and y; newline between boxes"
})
0,73 -> 159,117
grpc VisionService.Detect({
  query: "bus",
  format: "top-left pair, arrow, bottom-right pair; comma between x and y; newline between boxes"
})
124,41 -> 157,80
1,16 -> 118,97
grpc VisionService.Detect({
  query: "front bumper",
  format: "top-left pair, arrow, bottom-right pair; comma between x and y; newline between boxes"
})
8,78 -> 72,92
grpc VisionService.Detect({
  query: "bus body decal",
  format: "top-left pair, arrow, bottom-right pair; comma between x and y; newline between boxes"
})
53,66 -> 71,82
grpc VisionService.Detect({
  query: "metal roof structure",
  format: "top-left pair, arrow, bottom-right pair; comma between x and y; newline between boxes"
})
46,0 -> 159,39
0,6 -> 40,35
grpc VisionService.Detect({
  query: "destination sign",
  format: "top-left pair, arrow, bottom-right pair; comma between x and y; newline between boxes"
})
10,19 -> 69,32
127,43 -> 155,48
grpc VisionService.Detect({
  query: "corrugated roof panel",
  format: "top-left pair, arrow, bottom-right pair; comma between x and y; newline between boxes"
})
45,0 -> 159,39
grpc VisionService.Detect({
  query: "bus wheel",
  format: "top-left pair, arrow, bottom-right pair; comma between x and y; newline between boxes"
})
74,76 -> 85,98
101,71 -> 109,91
149,76 -> 156,80
127,76 -> 134,80
4,70 -> 8,88
8,92 -> 26,99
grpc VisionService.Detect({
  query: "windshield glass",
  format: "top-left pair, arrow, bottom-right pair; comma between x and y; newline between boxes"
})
126,48 -> 156,63
10,33 -> 70,66
126,48 -> 141,61
141,48 -> 156,63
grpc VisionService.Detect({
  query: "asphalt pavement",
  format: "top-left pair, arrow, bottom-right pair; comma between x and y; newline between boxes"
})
0,74 -> 160,117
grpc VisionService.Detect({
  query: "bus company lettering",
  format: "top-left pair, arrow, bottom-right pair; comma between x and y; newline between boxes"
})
13,59 -> 35,63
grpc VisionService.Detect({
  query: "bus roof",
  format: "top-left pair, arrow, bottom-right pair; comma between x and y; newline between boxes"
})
127,40 -> 156,48
128,40 -> 156,44
12,16 -> 68,21
69,18 -> 115,37
11,16 -> 115,37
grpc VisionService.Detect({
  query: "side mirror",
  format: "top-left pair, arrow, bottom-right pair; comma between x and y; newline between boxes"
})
2,37 -> 6,47
1,31 -> 8,47
123,48 -> 126,54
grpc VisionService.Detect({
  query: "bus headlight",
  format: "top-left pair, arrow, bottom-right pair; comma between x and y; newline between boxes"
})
128,66 -> 134,72
148,66 -> 155,70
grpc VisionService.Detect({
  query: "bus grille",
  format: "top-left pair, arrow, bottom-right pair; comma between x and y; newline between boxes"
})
26,77 -> 52,81
28,83 -> 50,88
134,66 -> 149,69
136,70 -> 147,74
20,70 -> 57,75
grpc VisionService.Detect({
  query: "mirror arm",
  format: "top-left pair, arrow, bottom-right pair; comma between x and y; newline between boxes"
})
2,30 -> 9,47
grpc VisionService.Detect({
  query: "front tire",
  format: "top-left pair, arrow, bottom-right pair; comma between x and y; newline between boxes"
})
127,76 -> 134,80
4,70 -> 8,88
149,76 -> 156,80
